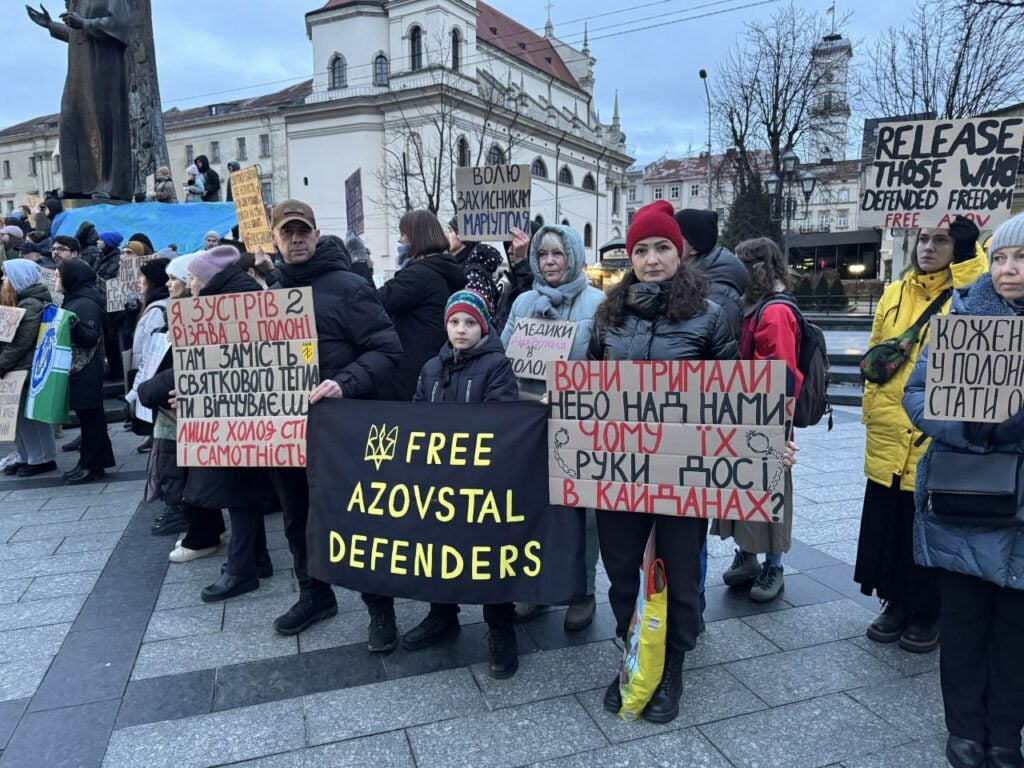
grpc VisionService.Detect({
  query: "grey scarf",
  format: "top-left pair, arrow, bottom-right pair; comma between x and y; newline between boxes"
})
531,273 -> 588,319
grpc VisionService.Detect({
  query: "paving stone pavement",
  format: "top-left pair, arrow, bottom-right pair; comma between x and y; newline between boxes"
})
0,409 -> 958,767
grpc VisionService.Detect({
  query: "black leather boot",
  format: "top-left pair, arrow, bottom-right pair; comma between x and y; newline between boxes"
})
603,675 -> 622,714
642,651 -> 684,723
987,745 -> 1024,768
899,616 -> 939,653
866,601 -> 906,643
945,735 -> 986,768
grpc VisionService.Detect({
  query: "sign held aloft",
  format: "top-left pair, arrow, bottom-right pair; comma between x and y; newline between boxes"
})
505,318 -> 577,381
548,360 -> 791,522
0,307 -> 26,344
106,253 -> 155,312
454,164 -> 531,242
859,117 -> 1024,230
169,287 -> 319,468
926,315 -> 1024,423
345,168 -> 364,235
230,167 -> 274,254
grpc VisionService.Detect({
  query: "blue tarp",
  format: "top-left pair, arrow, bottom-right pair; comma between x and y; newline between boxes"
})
52,202 -> 238,254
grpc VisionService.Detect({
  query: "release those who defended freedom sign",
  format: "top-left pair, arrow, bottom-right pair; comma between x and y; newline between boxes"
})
169,288 -> 319,468
305,400 -> 586,606
548,360 -> 791,523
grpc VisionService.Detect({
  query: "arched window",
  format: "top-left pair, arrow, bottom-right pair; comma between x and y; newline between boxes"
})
561,218 -> 571,226
584,223 -> 593,247
373,55 -> 389,86
582,173 -> 596,191
410,26 -> 423,71
531,158 -> 548,179
486,144 -> 505,166
451,29 -> 461,73
457,136 -> 470,167
329,55 -> 347,90
534,214 -> 545,227
558,166 -> 573,185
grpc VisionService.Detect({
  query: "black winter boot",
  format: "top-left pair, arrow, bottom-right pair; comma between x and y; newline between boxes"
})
986,745 -> 1024,768
945,735 -> 986,768
487,624 -> 519,679
603,675 -> 622,714
642,651 -> 684,723
866,601 -> 906,643
367,608 -> 398,653
273,592 -> 338,636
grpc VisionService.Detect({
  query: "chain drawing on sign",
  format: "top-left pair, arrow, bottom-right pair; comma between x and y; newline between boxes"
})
746,429 -> 785,492
553,427 -> 578,478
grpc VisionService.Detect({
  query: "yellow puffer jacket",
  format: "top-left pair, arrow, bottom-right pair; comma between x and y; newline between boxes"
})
862,243 -> 987,491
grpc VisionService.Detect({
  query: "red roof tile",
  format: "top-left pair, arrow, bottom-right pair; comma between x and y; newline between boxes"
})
475,2 -> 579,89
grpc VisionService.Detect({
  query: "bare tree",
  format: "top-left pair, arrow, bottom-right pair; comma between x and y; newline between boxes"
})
372,32 -> 526,221
861,0 -> 1024,119
712,3 -> 848,244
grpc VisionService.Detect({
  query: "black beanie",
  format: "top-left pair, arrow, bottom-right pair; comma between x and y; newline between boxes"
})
139,257 -> 170,286
673,209 -> 719,256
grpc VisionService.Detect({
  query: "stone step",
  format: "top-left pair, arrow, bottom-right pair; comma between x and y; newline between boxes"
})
829,364 -> 862,386
828,385 -> 863,408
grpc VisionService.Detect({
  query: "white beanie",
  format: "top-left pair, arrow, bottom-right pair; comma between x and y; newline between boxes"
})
988,212 -> 1024,256
166,253 -> 197,283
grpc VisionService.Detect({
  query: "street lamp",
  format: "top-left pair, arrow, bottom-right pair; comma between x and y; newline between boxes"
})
699,69 -> 712,210
765,149 -> 816,264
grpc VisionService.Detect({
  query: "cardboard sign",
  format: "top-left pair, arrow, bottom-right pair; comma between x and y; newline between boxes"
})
39,268 -> 62,307
106,253 -> 155,313
0,371 -> 27,441
0,307 -> 26,344
145,173 -> 156,199
230,167 -> 274,254
169,287 -> 319,467
860,117 -> 1024,230
505,318 -> 578,380
345,168 -> 364,235
548,360 -> 791,522
128,332 -> 170,424
926,315 -> 1024,423
454,165 -> 531,242
306,399 -> 586,605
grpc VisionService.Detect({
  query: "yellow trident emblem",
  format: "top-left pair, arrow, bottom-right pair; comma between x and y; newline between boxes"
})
365,424 -> 399,470
300,342 -> 315,364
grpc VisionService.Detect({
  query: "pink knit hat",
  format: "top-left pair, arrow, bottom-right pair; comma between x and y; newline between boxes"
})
188,244 -> 240,283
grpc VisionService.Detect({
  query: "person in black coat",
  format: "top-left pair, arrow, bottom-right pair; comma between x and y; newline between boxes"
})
182,246 -> 273,602
74,221 -> 102,269
266,199 -> 403,648
674,209 -> 750,341
590,201 -> 738,725
56,259 -> 115,484
194,155 -> 221,202
378,210 -> 467,401
404,289 -> 521,678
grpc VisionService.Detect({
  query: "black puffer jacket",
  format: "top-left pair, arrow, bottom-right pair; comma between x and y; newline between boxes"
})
181,266 -> 273,509
694,246 -> 749,341
0,283 -> 50,376
60,261 -> 106,410
94,246 -> 120,281
377,252 -> 466,400
276,238 -> 401,398
137,366 -> 185,505
590,281 -> 738,363
413,332 -> 518,403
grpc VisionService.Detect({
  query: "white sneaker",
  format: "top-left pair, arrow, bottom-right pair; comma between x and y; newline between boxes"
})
169,545 -> 218,563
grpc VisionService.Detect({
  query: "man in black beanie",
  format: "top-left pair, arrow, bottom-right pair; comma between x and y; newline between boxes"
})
673,209 -> 749,339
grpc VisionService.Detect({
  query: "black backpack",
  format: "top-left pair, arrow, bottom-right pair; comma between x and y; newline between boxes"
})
754,295 -> 833,430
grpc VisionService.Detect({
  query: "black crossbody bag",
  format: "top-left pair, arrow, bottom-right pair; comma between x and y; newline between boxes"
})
926,450 -> 1024,527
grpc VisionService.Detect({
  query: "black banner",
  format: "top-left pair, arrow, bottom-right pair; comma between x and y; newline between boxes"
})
306,399 -> 586,605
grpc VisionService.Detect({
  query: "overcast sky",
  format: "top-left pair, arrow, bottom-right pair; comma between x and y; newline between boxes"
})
5,0 -> 915,164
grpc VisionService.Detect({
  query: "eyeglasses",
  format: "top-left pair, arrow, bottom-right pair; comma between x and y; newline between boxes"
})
51,245 -> 71,254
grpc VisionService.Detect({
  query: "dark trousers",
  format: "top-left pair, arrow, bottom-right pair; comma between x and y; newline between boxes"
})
102,313 -> 123,378
939,569 -> 1024,750
225,505 -> 268,578
597,510 -> 706,654
181,506 -> 226,550
270,468 -> 393,613
429,602 -> 515,630
75,407 -> 115,471
855,477 -> 940,620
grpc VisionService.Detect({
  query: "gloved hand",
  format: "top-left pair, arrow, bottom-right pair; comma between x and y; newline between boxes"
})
949,215 -> 980,263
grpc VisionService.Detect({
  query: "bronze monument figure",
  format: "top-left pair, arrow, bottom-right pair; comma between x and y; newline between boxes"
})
26,1 -> 133,200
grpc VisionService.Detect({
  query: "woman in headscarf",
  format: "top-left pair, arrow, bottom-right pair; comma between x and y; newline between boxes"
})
0,259 -> 57,477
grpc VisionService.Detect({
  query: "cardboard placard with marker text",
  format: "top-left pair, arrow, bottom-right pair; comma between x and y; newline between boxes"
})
169,287 -> 319,468
106,253 -> 155,313
505,318 -> 577,381
230,167 -> 274,254
0,371 -> 27,441
0,307 -> 26,344
454,164 -> 531,242
548,360 -> 791,523
860,117 -> 1024,230
926,315 -> 1024,423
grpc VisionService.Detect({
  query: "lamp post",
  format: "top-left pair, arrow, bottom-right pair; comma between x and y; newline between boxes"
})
765,148 -> 816,266
699,69 -> 712,210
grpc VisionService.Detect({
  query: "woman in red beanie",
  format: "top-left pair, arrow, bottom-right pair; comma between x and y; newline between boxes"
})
589,200 -> 737,723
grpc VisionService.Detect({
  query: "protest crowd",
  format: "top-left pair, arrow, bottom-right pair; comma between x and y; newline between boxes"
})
1,167 -> 1023,767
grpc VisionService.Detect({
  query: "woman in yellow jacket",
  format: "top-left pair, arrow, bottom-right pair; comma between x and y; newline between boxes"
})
854,217 -> 986,654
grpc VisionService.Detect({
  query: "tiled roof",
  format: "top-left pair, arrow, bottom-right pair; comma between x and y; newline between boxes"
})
475,2 -> 579,89
1,81 -> 313,140
307,0 -> 383,14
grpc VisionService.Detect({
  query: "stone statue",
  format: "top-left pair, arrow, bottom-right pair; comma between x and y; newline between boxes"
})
26,1 -> 133,200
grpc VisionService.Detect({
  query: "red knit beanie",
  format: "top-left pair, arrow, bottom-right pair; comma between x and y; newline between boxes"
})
626,200 -> 685,257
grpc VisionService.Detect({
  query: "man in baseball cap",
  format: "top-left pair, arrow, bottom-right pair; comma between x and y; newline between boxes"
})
265,199 -> 403,650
